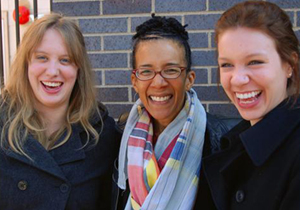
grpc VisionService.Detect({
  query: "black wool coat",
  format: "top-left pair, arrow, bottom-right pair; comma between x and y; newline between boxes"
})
0,104 -> 120,210
195,98 -> 300,210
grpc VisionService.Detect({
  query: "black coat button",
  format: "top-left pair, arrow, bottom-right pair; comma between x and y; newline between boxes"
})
235,190 -> 245,203
60,183 -> 69,193
18,180 -> 28,191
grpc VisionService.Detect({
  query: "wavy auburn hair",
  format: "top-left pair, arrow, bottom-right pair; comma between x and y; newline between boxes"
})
215,1 -> 300,104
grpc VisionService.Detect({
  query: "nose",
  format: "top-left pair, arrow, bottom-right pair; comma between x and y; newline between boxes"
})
231,68 -> 249,86
46,60 -> 59,77
150,72 -> 168,88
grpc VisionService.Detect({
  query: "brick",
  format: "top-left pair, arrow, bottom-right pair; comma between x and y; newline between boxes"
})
52,2 -> 100,16
189,33 -> 209,48
129,53 -> 133,69
103,35 -> 132,50
208,104 -> 241,118
97,87 -> 128,102
131,17 -> 151,33
79,18 -> 127,33
297,11 -> 300,27
286,11 -> 295,26
202,103 -> 208,112
295,30 -> 300,42
185,14 -> 221,30
193,86 -> 228,101
103,0 -> 151,15
211,32 -> 216,48
192,50 -> 218,66
193,68 -> 208,84
156,0 -> 206,12
105,70 -> 132,85
211,67 -> 220,84
209,0 -> 244,11
131,16 -> 182,33
94,70 -> 102,85
84,36 -> 101,51
131,88 -> 139,102
89,53 -> 127,68
105,104 -> 133,119
267,0 -> 300,8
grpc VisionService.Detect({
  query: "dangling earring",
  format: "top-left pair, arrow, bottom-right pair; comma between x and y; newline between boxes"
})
288,72 -> 292,78
137,105 -> 143,116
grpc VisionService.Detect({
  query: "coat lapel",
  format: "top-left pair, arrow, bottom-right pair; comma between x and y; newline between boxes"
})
4,135 -> 67,180
5,128 -> 86,180
240,101 -> 300,166
49,129 -> 86,165
203,138 -> 245,210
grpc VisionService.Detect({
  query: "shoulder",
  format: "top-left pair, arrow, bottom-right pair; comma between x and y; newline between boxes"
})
88,103 -> 121,152
205,112 -> 241,154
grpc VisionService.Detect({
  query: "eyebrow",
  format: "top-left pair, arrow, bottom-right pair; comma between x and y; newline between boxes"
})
218,53 -> 268,61
139,62 -> 180,68
33,50 -> 69,57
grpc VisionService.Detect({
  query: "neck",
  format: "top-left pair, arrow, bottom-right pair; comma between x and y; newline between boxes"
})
153,120 -> 167,136
35,104 -> 68,138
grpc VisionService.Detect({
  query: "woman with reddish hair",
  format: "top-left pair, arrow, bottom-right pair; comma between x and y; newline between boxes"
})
196,1 -> 300,209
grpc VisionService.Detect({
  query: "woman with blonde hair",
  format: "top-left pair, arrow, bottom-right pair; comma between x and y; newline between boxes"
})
0,13 -> 119,210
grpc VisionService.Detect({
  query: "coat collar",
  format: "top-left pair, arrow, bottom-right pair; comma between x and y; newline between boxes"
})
223,98 -> 300,166
4,128 -> 87,180
2,102 -> 108,180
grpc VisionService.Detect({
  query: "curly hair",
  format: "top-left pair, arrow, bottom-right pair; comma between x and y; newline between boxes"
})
132,14 -> 192,71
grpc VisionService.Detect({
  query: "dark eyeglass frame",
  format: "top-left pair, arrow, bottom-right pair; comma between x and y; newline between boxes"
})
132,67 -> 186,81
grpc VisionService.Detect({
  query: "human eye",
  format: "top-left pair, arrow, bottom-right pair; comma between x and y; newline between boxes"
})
163,67 -> 181,75
60,57 -> 71,64
248,60 -> 264,65
219,63 -> 233,68
138,69 -> 153,76
36,55 -> 47,62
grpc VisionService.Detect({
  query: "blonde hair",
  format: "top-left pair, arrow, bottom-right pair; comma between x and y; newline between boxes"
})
1,13 -> 101,157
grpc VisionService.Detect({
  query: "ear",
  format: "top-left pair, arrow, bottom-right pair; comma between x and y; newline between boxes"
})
185,70 -> 195,91
131,73 -> 139,93
285,52 -> 298,78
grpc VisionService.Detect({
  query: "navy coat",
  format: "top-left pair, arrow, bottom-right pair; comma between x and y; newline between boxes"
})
195,98 -> 300,210
0,105 -> 120,210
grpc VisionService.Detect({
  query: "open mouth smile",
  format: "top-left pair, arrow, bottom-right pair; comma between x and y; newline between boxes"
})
235,91 -> 262,104
149,95 -> 172,102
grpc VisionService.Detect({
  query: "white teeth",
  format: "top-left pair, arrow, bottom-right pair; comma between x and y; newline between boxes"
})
236,91 -> 261,99
150,95 -> 171,102
42,81 -> 62,87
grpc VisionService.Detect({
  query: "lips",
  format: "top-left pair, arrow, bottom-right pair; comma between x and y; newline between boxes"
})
235,90 -> 262,106
41,81 -> 63,93
236,91 -> 261,100
41,81 -> 62,88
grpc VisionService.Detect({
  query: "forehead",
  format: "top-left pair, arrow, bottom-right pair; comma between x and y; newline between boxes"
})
218,27 -> 277,57
135,39 -> 186,66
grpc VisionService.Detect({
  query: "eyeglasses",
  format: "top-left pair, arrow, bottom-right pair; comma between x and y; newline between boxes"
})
132,67 -> 186,81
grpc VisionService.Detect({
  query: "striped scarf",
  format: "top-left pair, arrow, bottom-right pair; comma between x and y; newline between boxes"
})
118,89 -> 207,210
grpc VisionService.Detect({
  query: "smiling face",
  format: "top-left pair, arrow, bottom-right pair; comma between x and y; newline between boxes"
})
218,27 -> 292,125
132,39 -> 195,130
28,28 -> 78,112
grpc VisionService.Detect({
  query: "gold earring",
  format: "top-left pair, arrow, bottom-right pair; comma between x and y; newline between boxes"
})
137,105 -> 143,115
